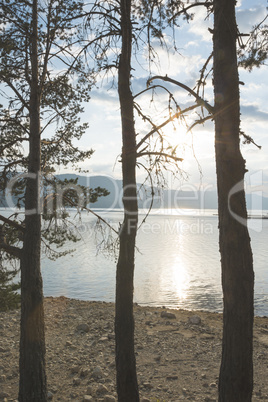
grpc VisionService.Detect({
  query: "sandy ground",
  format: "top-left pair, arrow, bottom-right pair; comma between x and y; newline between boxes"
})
0,297 -> 267,401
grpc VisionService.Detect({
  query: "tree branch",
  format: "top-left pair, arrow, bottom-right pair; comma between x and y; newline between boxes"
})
57,194 -> 119,235
168,2 -> 213,24
40,0 -> 54,91
0,214 -> 25,232
134,84 -> 176,99
136,103 -> 201,150
186,114 -> 214,133
136,151 -> 183,162
0,241 -> 22,259
1,77 -> 30,111
0,159 -> 26,172
148,75 -> 214,114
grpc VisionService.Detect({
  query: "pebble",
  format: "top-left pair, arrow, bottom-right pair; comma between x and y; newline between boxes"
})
0,392 -> 9,399
160,311 -> 176,319
70,365 -> 80,374
92,366 -> 102,378
108,333 -> 115,340
99,336 -> 108,341
96,384 -> 109,394
188,315 -> 202,325
209,382 -> 217,388
166,375 -> 178,380
142,382 -> 153,389
80,368 -> 90,377
73,377 -> 80,386
76,323 -> 89,333
86,386 -> 93,395
103,396 -> 116,402
0,374 -> 6,382
83,396 -> 93,401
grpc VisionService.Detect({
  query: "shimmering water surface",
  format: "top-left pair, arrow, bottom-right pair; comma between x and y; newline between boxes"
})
40,209 -> 268,316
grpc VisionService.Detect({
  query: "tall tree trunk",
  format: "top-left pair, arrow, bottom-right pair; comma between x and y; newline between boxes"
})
115,0 -> 139,400
19,0 -> 47,400
213,1 -> 254,401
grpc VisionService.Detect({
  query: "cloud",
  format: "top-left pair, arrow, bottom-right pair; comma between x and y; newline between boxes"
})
241,104 -> 268,122
187,7 -> 213,43
148,45 -> 207,79
237,4 -> 267,33
90,89 -> 118,108
240,77 -> 268,113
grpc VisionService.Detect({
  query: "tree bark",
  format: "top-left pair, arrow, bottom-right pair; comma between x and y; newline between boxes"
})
19,0 -> 47,400
115,0 -> 139,400
213,1 -> 254,401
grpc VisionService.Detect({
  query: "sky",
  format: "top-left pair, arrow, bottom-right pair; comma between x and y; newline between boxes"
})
65,0 -> 268,197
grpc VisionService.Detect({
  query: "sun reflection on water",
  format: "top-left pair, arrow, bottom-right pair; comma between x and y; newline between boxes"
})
171,258 -> 189,301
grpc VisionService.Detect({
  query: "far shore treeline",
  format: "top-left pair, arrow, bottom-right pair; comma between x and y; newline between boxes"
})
1,173 -> 268,211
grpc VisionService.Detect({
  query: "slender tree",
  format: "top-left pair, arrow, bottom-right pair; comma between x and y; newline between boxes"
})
115,0 -> 140,399
213,1 -> 254,400
79,1 -> 184,398
17,1 -> 47,398
0,1 -> 106,399
148,1 -> 261,399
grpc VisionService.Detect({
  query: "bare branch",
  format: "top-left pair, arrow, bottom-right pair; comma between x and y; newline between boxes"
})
1,77 -> 30,111
59,195 -> 119,235
240,131 -> 262,149
186,114 -> 214,133
168,2 -> 213,24
136,103 -> 201,150
137,151 -> 183,162
148,75 -> 214,114
195,52 -> 213,97
134,84 -> 175,99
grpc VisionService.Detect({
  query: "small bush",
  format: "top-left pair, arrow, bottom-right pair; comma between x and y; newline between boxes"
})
0,262 -> 20,311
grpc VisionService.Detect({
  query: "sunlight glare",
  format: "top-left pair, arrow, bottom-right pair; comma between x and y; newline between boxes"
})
163,121 -> 214,164
171,256 -> 189,301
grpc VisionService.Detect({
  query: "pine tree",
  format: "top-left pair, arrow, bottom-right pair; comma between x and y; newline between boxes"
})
0,1 -> 107,399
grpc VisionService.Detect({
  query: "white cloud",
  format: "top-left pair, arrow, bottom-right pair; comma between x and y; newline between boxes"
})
187,7 -> 213,43
237,4 -> 267,33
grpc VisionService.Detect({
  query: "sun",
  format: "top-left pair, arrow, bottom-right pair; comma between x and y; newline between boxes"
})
163,120 -> 215,166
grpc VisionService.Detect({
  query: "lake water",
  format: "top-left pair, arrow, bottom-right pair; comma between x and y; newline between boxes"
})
40,209 -> 268,316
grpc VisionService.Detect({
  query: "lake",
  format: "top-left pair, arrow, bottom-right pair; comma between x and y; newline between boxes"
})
40,209 -> 268,316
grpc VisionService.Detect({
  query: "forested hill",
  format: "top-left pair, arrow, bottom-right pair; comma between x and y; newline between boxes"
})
1,173 -> 268,211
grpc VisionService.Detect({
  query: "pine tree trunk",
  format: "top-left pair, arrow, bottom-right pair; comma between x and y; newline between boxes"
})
213,1 -> 254,401
115,0 -> 139,400
19,0 -> 47,400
